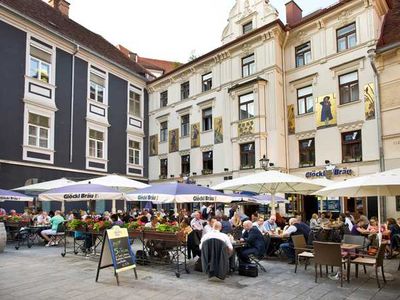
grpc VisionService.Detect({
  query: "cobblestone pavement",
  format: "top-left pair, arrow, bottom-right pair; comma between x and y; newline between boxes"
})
0,241 -> 399,300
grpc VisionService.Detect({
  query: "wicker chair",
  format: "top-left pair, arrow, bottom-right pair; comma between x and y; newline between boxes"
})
313,241 -> 345,287
292,234 -> 314,273
350,242 -> 387,288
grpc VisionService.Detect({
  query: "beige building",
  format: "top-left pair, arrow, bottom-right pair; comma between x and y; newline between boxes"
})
146,0 -> 396,219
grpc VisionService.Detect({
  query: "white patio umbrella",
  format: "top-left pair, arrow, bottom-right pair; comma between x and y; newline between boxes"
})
211,170 -> 325,215
13,178 -> 76,192
314,168 -> 400,243
38,183 -> 124,213
77,174 -> 149,213
0,189 -> 33,202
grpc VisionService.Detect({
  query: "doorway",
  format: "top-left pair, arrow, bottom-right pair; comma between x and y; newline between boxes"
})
303,195 -> 318,222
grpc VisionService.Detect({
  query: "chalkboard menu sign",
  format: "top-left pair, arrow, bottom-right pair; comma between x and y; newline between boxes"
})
96,226 -> 137,285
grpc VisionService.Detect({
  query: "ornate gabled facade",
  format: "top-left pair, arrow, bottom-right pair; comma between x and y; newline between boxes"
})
146,0 -> 399,219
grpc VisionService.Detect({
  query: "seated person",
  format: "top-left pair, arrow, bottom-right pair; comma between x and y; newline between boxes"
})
203,217 -> 217,235
37,211 -> 51,225
309,213 -> 319,229
220,215 -> 233,234
367,218 -> 379,233
145,216 -> 160,229
41,210 -> 65,247
253,217 -> 268,234
200,221 -> 233,255
238,220 -> 265,263
279,218 -> 310,264
190,211 -> 204,231
264,215 -> 278,234
351,220 -> 369,235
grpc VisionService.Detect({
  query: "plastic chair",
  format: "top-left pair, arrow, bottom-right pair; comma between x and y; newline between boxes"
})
313,241 -> 345,287
48,221 -> 67,246
293,234 -> 314,273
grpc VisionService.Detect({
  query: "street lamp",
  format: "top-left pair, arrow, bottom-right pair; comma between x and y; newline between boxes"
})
259,155 -> 274,171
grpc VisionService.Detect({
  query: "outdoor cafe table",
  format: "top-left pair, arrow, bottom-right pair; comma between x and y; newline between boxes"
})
15,224 -> 51,250
341,243 -> 364,283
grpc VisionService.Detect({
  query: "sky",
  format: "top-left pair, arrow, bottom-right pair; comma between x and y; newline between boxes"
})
66,0 -> 338,63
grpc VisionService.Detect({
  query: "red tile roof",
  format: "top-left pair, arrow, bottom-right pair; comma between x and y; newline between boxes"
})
0,0 -> 149,78
377,0 -> 400,49
138,57 -> 181,74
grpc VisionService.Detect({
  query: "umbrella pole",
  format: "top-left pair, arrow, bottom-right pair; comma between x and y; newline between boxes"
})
174,202 -> 177,214
377,190 -> 382,245
112,199 -> 116,214
271,193 -> 276,215
61,201 -> 65,214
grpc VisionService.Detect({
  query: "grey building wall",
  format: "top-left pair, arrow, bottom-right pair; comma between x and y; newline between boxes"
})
0,20 -> 26,161
108,74 -> 128,174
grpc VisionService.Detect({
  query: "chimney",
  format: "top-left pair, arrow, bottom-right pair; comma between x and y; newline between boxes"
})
285,1 -> 302,27
48,0 -> 70,17
129,52 -> 138,63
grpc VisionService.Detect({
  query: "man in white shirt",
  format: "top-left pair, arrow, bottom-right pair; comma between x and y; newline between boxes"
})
203,217 -> 216,235
200,221 -> 233,255
253,217 -> 268,234
190,211 -> 204,231
36,211 -> 50,225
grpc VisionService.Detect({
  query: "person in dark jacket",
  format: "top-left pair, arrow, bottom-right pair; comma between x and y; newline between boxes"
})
238,220 -> 265,263
279,218 -> 310,264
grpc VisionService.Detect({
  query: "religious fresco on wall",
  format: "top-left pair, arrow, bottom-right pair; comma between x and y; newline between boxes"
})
191,123 -> 200,148
149,134 -> 158,156
214,117 -> 223,144
287,104 -> 295,135
315,94 -> 337,129
364,83 -> 375,120
169,128 -> 179,153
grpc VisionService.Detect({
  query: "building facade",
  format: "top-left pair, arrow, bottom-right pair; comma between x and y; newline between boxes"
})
0,0 -> 149,211
147,0 -> 396,219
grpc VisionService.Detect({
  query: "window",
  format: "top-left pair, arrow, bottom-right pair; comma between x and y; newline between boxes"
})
28,113 -> 49,148
160,91 -> 168,107
29,44 -> 51,83
181,114 -> 190,137
88,129 -> 104,159
297,86 -> 313,115
240,142 -> 255,169
128,140 -> 140,165
339,72 -> 359,105
239,93 -> 255,120
295,42 -> 311,67
299,138 -> 315,167
337,23 -> 357,52
243,22 -> 253,34
160,121 -> 168,142
202,151 -> 213,174
89,70 -> 106,103
202,72 -> 212,92
160,159 -> 168,178
181,81 -> 190,100
202,107 -> 212,131
129,86 -> 141,117
242,54 -> 255,77
181,155 -> 190,176
342,130 -> 362,163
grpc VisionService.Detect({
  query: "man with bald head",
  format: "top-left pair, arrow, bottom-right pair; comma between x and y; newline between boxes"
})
200,221 -> 233,255
238,220 -> 266,263
279,217 -> 310,264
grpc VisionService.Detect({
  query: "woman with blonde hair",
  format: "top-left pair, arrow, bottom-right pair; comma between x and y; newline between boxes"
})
230,211 -> 242,228
310,213 -> 319,229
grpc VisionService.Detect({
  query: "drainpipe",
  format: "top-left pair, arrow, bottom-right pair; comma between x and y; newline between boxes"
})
69,45 -> 80,163
282,31 -> 290,172
367,48 -> 386,219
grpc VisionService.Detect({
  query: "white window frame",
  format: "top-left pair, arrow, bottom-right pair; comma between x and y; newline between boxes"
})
242,53 -> 255,77
22,105 -> 55,164
27,37 -> 55,85
128,85 -> 142,119
128,139 -> 141,166
88,66 -> 108,105
86,124 -> 108,171
27,113 -> 50,149
160,121 -> 168,142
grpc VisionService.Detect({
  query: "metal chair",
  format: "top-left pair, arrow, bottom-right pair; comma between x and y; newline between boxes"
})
313,241 -> 345,287
292,234 -> 314,273
48,221 -> 67,245
350,242 -> 387,288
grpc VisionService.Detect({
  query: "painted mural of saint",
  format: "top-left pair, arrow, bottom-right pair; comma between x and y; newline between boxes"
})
320,96 -> 333,126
